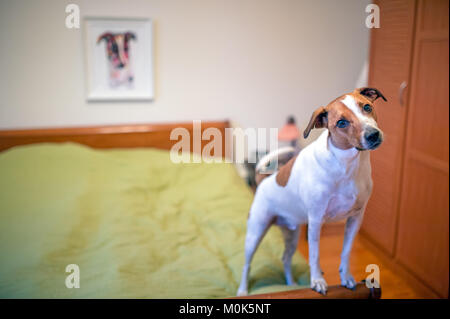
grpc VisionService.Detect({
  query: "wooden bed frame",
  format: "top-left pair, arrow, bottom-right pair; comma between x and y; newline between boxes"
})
0,121 -> 381,299
0,121 -> 230,155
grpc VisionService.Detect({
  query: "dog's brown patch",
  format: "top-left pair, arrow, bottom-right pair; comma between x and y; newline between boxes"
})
303,106 -> 327,139
348,92 -> 379,122
275,155 -> 297,187
326,100 -> 364,149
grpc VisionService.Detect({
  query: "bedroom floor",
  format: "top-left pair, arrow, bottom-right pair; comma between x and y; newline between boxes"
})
297,223 -> 431,299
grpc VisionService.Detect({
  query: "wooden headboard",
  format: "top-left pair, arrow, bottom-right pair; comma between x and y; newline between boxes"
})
0,121 -> 230,156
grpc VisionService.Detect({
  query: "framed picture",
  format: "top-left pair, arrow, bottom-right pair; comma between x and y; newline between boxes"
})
84,17 -> 154,101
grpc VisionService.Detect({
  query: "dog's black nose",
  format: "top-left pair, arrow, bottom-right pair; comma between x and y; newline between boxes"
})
118,63 -> 125,68
364,128 -> 380,144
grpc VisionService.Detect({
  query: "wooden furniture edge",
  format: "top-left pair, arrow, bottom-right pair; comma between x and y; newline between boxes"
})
0,120 -> 231,155
0,121 -> 229,137
229,282 -> 381,299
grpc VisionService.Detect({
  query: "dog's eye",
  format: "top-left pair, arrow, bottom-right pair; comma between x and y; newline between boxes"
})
363,104 -> 372,113
336,119 -> 349,128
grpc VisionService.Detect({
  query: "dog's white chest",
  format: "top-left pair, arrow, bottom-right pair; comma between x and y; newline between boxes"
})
324,180 -> 359,221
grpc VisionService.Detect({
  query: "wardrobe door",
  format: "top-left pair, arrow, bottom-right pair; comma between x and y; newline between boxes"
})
362,0 -> 417,255
395,0 -> 449,298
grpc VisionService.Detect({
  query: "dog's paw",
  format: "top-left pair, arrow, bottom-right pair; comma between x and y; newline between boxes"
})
236,289 -> 248,297
340,272 -> 356,290
311,277 -> 328,295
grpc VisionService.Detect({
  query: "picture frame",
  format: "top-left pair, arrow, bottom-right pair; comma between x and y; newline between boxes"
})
83,17 -> 154,101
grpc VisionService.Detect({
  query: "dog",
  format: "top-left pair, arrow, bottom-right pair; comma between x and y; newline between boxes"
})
97,32 -> 137,88
237,87 -> 386,296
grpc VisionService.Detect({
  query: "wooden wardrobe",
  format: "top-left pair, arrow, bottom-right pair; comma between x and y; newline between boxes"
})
361,0 -> 449,298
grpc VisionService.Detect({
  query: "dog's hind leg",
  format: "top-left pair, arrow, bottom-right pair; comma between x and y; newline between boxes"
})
280,226 -> 301,286
237,214 -> 274,296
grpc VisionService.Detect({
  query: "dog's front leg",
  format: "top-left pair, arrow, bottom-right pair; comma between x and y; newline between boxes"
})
339,211 -> 364,290
308,219 -> 327,294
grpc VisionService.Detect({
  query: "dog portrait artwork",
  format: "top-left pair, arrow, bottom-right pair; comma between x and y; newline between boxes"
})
84,18 -> 153,101
97,31 -> 137,88
237,87 -> 387,296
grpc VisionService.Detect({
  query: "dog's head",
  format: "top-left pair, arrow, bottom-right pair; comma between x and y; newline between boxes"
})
97,32 -> 136,70
303,87 -> 387,151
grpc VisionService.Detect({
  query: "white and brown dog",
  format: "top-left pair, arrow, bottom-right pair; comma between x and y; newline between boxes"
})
237,87 -> 386,296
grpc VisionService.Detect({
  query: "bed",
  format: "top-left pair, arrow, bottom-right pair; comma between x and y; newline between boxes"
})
0,121 -> 380,299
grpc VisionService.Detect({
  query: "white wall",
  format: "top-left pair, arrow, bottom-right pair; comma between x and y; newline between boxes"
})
0,0 -> 369,144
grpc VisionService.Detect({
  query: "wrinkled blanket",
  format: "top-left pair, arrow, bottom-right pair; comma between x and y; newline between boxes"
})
0,143 -> 308,298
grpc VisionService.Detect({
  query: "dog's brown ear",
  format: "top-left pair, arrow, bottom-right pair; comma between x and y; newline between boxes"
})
97,32 -> 114,44
357,87 -> 387,102
303,106 -> 328,139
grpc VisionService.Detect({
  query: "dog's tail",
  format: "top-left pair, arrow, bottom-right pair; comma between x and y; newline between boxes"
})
255,146 -> 296,173
254,146 -> 296,186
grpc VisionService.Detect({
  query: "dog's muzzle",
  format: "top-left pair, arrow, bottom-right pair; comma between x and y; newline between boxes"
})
363,126 -> 383,150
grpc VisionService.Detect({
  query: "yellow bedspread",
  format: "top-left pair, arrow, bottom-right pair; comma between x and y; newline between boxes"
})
0,143 -> 308,298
